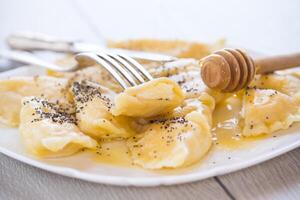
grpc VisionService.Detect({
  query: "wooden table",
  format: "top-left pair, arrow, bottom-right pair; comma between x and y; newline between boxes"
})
0,1 -> 299,199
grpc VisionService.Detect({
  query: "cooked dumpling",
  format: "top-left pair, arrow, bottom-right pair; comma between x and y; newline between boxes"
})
107,39 -> 224,59
242,89 -> 300,136
19,96 -> 97,157
0,76 -> 71,126
127,98 -> 212,169
250,73 -> 300,99
112,78 -> 184,118
71,81 -> 136,139
146,59 -> 228,104
48,66 -> 122,93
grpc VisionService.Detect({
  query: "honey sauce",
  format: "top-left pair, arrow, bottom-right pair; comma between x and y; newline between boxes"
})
212,94 -> 266,149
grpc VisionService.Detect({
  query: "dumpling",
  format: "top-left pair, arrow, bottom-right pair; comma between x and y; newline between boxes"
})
47,65 -> 122,93
19,96 -> 97,157
71,81 -> 136,139
0,76 -> 71,126
150,61 -> 228,104
112,78 -> 184,118
250,73 -> 300,99
242,89 -> 300,136
107,39 -> 224,59
127,98 -> 212,169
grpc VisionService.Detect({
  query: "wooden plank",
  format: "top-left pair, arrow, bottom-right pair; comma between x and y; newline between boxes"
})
0,154 -> 231,200
218,148 -> 300,200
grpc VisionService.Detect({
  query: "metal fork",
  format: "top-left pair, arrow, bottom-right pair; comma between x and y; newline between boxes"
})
0,49 -> 154,88
75,52 -> 153,89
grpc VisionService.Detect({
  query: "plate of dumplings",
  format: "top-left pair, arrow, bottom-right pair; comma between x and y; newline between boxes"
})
0,39 -> 299,186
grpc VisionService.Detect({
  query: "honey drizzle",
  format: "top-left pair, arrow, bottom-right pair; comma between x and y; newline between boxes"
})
212,94 -> 266,149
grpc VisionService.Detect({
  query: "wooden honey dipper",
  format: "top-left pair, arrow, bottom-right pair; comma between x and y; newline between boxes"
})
200,48 -> 300,92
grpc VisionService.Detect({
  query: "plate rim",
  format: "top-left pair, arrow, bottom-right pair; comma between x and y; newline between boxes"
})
0,61 -> 300,186
0,139 -> 299,186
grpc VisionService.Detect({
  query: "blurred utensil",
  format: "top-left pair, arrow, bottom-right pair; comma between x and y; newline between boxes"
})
0,50 -> 77,72
7,32 -> 177,62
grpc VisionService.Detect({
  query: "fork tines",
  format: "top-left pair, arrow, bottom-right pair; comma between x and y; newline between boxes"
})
75,52 -> 153,89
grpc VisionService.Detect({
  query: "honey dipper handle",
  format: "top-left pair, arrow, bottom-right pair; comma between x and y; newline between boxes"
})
254,52 -> 300,74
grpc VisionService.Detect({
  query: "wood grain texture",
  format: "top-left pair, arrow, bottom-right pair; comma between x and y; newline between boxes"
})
0,154 -> 231,200
218,148 -> 300,200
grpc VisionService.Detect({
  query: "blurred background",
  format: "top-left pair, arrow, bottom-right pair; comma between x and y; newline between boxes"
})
0,0 -> 299,54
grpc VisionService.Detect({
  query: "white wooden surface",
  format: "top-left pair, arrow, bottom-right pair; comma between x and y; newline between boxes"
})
0,0 -> 300,199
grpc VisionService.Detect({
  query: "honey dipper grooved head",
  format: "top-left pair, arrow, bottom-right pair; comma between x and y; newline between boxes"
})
200,48 -> 256,92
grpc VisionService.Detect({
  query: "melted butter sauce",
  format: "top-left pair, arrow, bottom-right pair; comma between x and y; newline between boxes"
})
212,94 -> 267,149
91,140 -> 134,167
90,94 -> 269,168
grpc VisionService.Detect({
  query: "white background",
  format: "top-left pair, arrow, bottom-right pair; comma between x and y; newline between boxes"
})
0,0 -> 299,54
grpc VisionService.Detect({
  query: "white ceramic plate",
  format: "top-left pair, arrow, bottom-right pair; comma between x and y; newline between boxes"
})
0,66 -> 299,187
